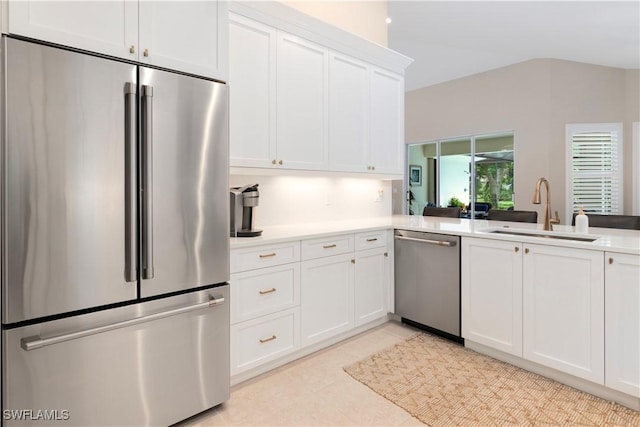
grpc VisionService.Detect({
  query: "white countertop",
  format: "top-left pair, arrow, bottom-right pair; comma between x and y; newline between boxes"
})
230,215 -> 640,255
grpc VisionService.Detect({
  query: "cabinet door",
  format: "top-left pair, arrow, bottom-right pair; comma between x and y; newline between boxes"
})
369,67 -> 404,175
8,0 -> 137,60
138,1 -> 227,80
523,244 -> 604,383
462,238 -> 523,356
354,247 -> 388,327
605,253 -> 640,397
329,52 -> 369,173
228,14 -> 276,168
276,32 -> 328,170
301,253 -> 354,346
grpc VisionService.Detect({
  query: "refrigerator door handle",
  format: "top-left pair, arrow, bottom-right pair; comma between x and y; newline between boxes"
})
20,294 -> 226,351
141,85 -> 154,280
124,82 -> 137,282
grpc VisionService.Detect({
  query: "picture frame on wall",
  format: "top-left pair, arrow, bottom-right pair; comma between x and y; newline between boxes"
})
409,165 -> 422,186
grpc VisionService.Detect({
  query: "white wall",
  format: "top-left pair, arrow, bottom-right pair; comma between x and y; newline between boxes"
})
230,174 -> 392,227
280,1 -> 388,46
406,59 -> 640,222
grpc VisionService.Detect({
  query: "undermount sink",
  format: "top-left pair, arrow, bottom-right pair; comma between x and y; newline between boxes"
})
488,229 -> 599,242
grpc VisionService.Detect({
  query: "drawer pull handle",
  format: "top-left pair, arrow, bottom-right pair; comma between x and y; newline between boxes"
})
323,244 -> 337,249
259,253 -> 277,258
259,335 -> 277,344
259,288 -> 277,295
366,238 -> 378,242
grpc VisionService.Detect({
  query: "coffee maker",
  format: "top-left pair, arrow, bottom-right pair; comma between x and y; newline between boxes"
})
230,184 -> 263,237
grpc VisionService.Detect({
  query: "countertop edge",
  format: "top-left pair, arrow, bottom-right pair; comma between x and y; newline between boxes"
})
229,216 -> 640,255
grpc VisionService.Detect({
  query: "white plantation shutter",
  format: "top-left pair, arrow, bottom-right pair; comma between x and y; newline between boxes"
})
566,123 -> 623,222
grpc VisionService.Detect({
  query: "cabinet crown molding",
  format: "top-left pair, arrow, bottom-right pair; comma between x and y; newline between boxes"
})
229,1 -> 413,75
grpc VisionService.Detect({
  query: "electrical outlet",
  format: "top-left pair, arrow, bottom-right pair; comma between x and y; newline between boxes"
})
374,188 -> 384,202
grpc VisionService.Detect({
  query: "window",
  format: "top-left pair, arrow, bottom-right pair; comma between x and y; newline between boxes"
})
565,123 -> 623,223
406,132 -> 514,216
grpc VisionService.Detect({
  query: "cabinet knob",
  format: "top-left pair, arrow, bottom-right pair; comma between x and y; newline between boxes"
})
384,252 -> 388,257
272,159 -> 277,165
143,49 -> 149,57
372,166 -> 376,171
351,259 -> 355,264
515,247 -> 520,253
524,248 -> 530,254
609,257 -> 614,265
367,166 -> 371,170
129,45 -> 136,54
278,160 -> 283,165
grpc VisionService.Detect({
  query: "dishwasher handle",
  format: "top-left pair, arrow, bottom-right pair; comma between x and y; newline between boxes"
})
20,295 -> 226,351
394,235 -> 457,247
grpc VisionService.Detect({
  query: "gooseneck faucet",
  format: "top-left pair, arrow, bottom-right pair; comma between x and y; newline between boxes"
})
532,177 -> 560,231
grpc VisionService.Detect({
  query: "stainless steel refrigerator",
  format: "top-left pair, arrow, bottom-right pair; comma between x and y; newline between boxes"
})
1,36 -> 230,426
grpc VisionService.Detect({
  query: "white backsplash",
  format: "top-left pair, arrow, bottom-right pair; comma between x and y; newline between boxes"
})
230,174 -> 393,227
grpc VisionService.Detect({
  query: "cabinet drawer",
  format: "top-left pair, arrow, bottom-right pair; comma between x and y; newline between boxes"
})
231,308 -> 299,375
230,263 -> 300,324
355,230 -> 387,250
301,234 -> 354,261
231,241 -> 301,273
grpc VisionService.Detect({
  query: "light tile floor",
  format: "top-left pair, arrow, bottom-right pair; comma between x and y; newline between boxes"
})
179,321 -> 425,426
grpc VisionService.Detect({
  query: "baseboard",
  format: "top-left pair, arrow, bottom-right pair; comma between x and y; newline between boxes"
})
466,340 -> 640,411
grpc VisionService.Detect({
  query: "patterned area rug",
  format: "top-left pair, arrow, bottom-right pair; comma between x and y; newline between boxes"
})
344,333 -> 640,426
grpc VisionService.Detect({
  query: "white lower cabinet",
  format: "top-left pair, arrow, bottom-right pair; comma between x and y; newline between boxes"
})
301,253 -> 355,346
463,237 -> 615,389
231,308 -> 299,375
462,237 -> 523,356
354,247 -> 388,327
605,252 -> 640,397
523,244 -> 604,383
230,228 -> 392,380
230,263 -> 300,324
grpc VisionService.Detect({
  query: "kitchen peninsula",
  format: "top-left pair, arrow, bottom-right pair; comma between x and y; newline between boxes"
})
230,215 -> 640,411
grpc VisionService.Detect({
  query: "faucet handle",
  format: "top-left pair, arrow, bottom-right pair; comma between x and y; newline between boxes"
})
551,211 -> 561,224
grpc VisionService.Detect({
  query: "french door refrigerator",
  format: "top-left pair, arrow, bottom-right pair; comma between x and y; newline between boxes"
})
1,36 -> 230,426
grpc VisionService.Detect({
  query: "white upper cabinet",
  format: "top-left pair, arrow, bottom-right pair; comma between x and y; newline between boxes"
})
605,252 -> 640,397
329,52 -> 369,173
369,68 -> 404,175
8,1 -> 138,60
7,1 -> 227,80
138,1 -> 227,80
276,32 -> 329,170
229,14 -> 276,168
227,4 -> 411,175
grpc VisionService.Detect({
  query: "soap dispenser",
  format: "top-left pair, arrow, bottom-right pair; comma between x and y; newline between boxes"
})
575,207 -> 589,233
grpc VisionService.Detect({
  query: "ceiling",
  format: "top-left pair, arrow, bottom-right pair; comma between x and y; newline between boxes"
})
387,1 -> 640,92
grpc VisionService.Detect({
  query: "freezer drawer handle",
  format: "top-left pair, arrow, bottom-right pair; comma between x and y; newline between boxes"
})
394,235 -> 456,247
20,294 -> 226,351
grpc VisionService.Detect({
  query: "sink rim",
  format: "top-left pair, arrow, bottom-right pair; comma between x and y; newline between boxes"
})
481,228 -> 600,243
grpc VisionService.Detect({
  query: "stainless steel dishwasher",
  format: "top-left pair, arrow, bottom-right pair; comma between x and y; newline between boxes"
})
394,229 -> 462,342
